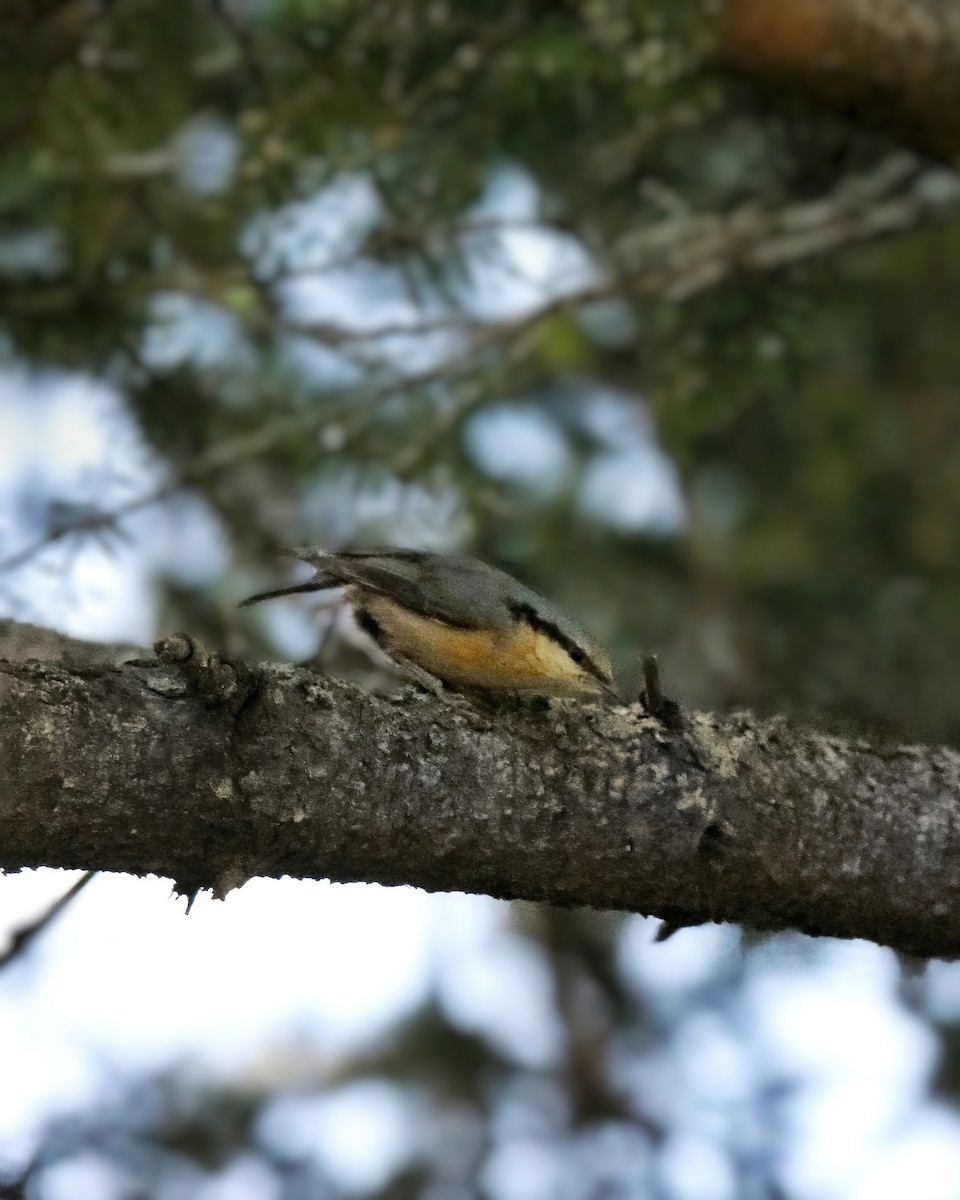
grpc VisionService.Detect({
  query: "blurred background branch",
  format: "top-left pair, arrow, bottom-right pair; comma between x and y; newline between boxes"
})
720,0 -> 960,163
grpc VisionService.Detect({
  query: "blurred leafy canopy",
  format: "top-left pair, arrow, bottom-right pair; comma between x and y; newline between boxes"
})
1,0 -> 960,740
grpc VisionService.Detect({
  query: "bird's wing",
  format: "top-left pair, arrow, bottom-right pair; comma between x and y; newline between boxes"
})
325,551 -> 509,630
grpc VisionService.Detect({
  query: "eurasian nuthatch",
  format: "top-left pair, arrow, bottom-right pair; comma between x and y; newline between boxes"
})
240,547 -> 615,700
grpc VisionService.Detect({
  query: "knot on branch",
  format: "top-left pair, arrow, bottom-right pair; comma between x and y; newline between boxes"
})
153,632 -> 257,715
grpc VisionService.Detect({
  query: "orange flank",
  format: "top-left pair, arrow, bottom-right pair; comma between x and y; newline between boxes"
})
362,594 -> 603,697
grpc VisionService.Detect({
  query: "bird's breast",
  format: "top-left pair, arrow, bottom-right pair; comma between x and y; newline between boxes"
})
357,593 -> 599,696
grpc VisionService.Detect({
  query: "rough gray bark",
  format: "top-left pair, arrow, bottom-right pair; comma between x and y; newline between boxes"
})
1,622 -> 959,958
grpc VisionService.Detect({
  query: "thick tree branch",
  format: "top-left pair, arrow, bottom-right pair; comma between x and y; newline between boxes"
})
1,624 -> 959,958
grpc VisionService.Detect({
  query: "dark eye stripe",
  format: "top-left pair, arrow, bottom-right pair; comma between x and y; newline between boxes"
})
355,607 -> 386,648
509,603 -> 610,685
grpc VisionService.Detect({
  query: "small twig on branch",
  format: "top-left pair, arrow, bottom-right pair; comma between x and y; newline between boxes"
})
639,653 -> 682,728
640,654 -> 666,715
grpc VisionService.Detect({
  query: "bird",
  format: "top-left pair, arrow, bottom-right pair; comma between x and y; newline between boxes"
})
239,546 -> 616,701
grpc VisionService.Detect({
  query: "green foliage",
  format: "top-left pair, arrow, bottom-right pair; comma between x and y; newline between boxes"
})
2,0 -> 959,741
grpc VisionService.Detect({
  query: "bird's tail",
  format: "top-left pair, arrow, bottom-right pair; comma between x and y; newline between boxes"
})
279,545 -> 335,565
239,547 -> 350,607
238,580 -> 333,608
